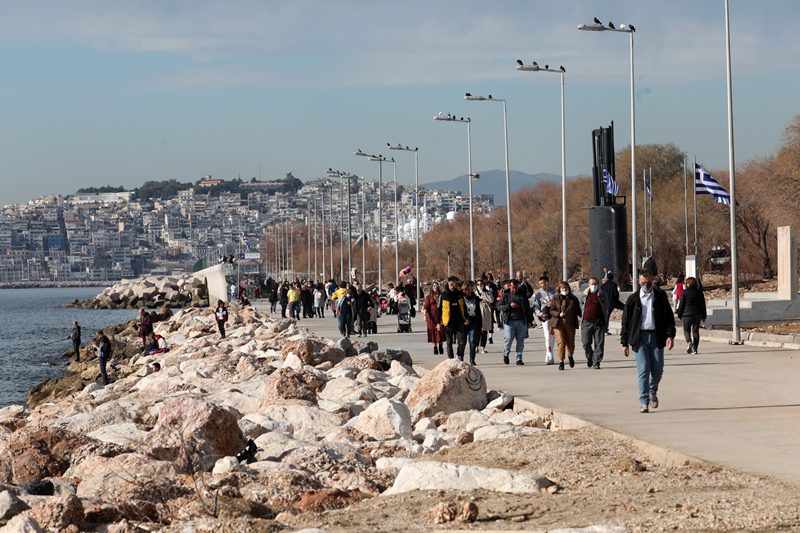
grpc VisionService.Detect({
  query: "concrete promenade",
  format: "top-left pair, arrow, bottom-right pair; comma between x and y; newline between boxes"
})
257,305 -> 800,487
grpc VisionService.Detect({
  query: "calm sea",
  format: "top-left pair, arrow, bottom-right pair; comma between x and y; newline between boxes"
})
0,288 -> 137,407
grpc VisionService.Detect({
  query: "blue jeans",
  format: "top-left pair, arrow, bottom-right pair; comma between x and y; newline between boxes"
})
99,356 -> 110,385
503,319 -> 527,362
466,327 -> 479,363
634,331 -> 664,405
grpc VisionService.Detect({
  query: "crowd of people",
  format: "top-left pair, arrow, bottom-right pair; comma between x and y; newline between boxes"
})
68,262 -> 707,414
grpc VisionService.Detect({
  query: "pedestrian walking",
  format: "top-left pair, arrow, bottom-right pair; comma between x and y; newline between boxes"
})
581,277 -> 609,369
498,278 -> 531,366
549,281 -> 581,371
676,276 -> 706,355
215,300 -> 229,338
354,284 -> 373,337
94,329 -> 111,385
423,283 -> 445,355
463,281 -> 483,365
269,284 -> 278,313
137,308 -> 153,353
532,276 -> 556,364
66,320 -> 81,362
287,283 -> 301,320
621,270 -> 676,413
475,279 -> 495,354
279,283 -> 289,318
672,274 -> 685,313
437,277 -> 467,361
335,282 -> 355,337
313,283 -> 326,318
600,272 -> 625,334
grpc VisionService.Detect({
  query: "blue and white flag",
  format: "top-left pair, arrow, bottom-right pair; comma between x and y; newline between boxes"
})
240,231 -> 251,250
695,164 -> 731,206
602,168 -> 619,196
644,174 -> 652,199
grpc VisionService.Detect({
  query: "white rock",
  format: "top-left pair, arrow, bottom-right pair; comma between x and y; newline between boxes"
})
212,456 -> 242,475
422,432 -> 447,453
388,359 -> 417,378
243,414 -> 294,436
326,367 -> 358,380
355,369 -> 388,383
486,392 -> 514,410
443,410 -> 491,434
318,377 -> 377,403
346,398 -> 412,441
283,352 -> 304,370
375,457 -> 415,470
383,461 -> 554,495
472,424 -> 544,442
253,431 -> 307,461
414,417 -> 437,433
87,422 -> 148,447
82,383 -> 102,394
387,375 -> 420,392
257,404 -> 343,442
0,514 -> 44,533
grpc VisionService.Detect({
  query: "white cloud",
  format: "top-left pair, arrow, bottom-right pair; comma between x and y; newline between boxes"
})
1,0 -> 797,89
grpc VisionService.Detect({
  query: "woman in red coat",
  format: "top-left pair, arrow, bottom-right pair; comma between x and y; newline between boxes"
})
423,282 -> 445,354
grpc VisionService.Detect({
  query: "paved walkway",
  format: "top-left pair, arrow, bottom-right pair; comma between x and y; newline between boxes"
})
259,306 -> 800,486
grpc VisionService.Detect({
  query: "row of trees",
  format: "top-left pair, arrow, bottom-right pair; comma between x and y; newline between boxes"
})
280,114 -> 800,286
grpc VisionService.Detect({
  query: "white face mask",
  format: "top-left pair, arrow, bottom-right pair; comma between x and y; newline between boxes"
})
560,290 -> 568,296
589,284 -> 598,293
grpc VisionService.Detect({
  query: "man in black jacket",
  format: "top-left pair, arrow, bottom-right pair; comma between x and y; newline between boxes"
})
620,270 -> 676,413
437,277 -> 467,361
600,272 -> 625,334
499,279 -> 532,366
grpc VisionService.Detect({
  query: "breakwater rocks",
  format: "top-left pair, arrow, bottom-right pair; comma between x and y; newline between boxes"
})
66,274 -> 209,309
0,307 -> 554,531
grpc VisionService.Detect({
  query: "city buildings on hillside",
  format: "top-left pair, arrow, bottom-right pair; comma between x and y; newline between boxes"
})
0,178 -> 493,283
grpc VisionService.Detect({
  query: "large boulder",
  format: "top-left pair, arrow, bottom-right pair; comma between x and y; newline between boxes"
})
256,405 -> 343,442
68,452 -> 180,502
5,427 -> 95,485
370,349 -> 413,369
332,354 -> 383,372
404,360 -> 487,422
261,367 -> 320,406
346,398 -> 412,441
145,396 -> 245,471
383,461 -> 555,495
281,338 -> 346,367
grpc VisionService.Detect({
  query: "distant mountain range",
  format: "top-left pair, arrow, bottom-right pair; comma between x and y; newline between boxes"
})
423,170 -> 563,205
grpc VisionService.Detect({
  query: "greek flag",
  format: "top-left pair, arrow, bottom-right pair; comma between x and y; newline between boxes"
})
644,174 -> 652,199
240,231 -> 251,250
695,164 -> 731,206
602,168 -> 619,196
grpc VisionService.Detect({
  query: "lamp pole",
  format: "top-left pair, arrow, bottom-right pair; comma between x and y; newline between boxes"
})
356,149 -> 391,292
388,143 -> 422,307
358,176 -> 367,283
579,18 -> 638,288
391,159 -> 400,286
338,181 -> 344,281
313,198 -> 318,281
433,114 -> 476,281
320,189 -> 326,281
516,61 -> 568,282
327,183 -> 334,279
328,169 -> 354,280
465,93 -> 512,278
724,0 -> 741,344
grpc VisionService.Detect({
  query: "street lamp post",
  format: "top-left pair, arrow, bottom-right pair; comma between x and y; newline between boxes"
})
465,93 -> 513,278
320,189 -> 326,281
390,159 -> 400,286
516,61 -> 568,282
724,0 -> 741,344
356,149 -> 393,292
338,181 -> 344,281
578,18 -> 638,288
433,113 -> 477,281
328,169 -> 354,280
358,176 -> 367,282
388,143 -> 422,308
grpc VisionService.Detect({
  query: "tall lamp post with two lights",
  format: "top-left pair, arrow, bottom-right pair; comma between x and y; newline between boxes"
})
464,93 -> 513,278
578,17 -> 638,287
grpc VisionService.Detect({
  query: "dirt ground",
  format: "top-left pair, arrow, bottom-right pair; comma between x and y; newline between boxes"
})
283,426 -> 800,532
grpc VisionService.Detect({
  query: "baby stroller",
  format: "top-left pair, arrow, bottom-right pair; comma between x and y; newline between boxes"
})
396,297 -> 412,333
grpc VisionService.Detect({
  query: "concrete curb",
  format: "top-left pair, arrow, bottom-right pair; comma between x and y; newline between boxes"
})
607,321 -> 800,350
511,398 -> 708,469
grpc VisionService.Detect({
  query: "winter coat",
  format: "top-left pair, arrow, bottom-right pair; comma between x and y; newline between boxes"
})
677,286 -> 707,321
476,287 -> 495,331
549,292 -> 582,331
620,287 -> 676,352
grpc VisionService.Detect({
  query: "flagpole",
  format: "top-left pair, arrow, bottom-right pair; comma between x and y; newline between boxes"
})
724,0 -> 742,344
649,167 -> 653,255
642,169 -> 648,255
693,157 -> 699,257
683,158 -> 689,257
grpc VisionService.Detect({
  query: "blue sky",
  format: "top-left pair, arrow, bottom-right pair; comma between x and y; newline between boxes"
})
1,0 -> 798,204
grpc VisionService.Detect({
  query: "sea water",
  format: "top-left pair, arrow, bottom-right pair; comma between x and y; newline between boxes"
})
0,287 -> 137,407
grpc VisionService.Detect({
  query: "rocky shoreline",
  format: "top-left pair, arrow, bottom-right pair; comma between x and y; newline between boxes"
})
0,306 -> 553,531
65,274 -> 209,310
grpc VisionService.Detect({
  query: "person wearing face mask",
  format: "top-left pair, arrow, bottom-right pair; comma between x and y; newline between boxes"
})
498,279 -> 531,365
475,279 -> 495,354
532,275 -> 556,364
548,281 -> 582,370
424,282 -> 445,355
620,270 -> 676,413
437,277 -> 467,361
581,277 -> 609,369
462,281 -> 483,365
